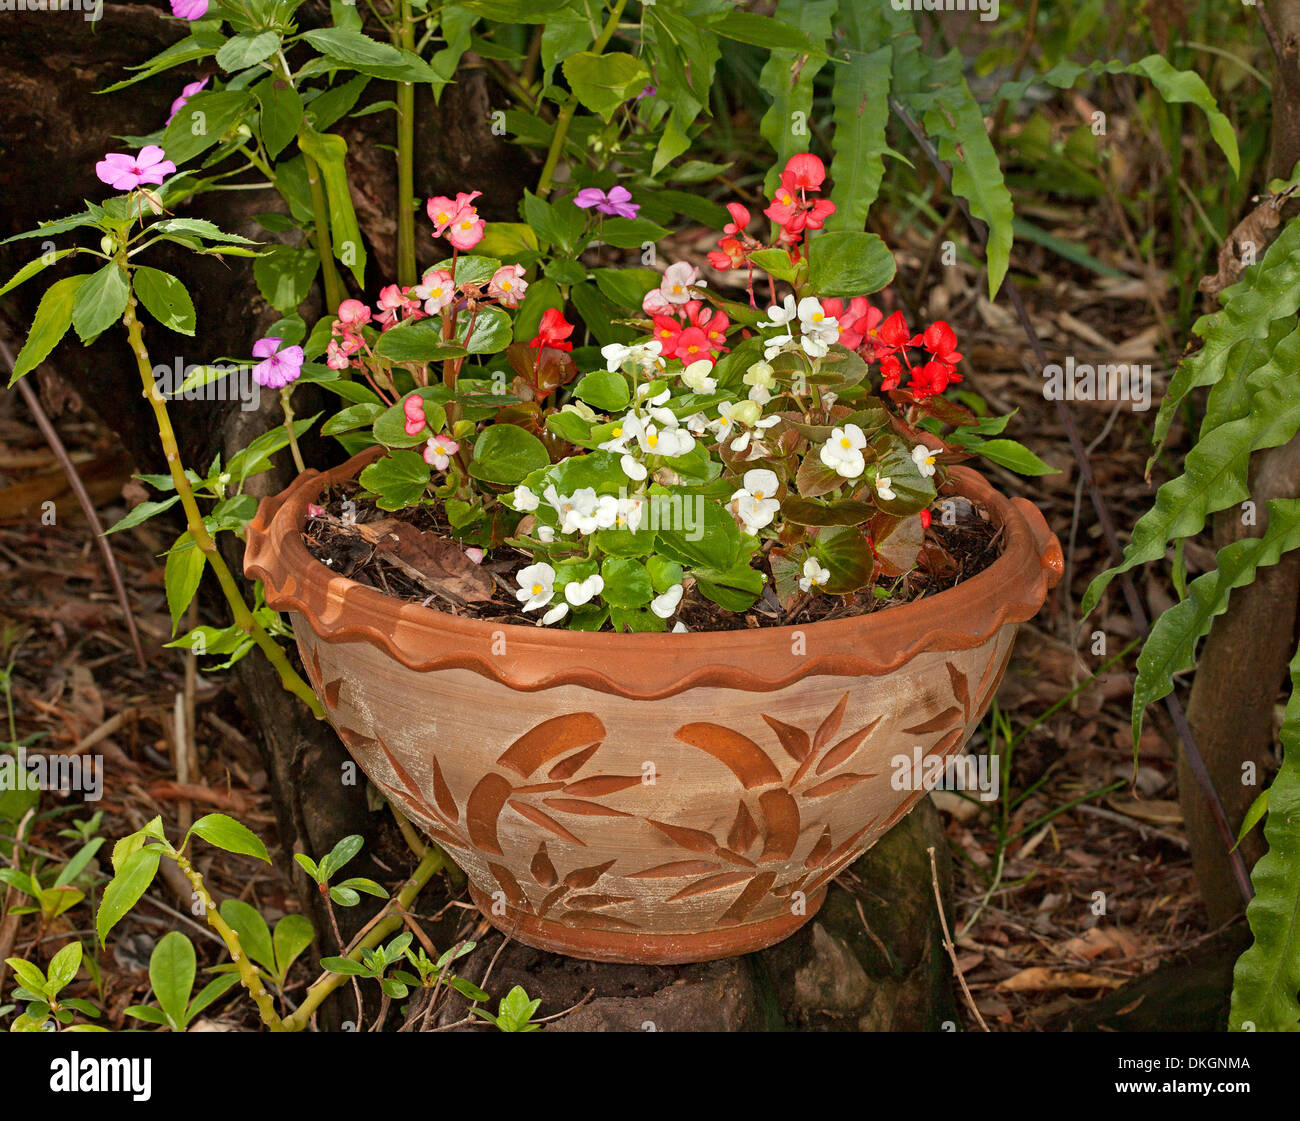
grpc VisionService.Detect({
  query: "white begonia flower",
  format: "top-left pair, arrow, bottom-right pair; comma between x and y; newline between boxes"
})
685,412 -> 711,436
541,602 -> 569,625
712,399 -> 761,442
536,525 -> 556,543
562,400 -> 599,422
599,412 -> 643,455
747,384 -> 772,405
875,474 -> 896,502
819,423 -> 867,479
620,454 -> 648,482
516,563 -> 556,612
601,339 -> 663,373
560,487 -> 602,534
797,297 -> 840,350
762,332 -> 796,362
730,468 -> 781,534
594,494 -> 623,530
671,621 -> 689,633
636,385 -> 672,406
681,359 -> 718,393
730,414 -> 780,453
912,444 -> 937,478
615,495 -> 646,532
800,332 -> 833,360
650,583 -> 684,618
511,484 -> 539,511
564,573 -> 604,606
798,557 -> 830,593
637,422 -> 694,459
759,294 -> 797,329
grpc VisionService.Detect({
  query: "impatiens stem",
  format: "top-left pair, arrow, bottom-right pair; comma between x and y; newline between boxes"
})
122,294 -> 325,719
280,844 -> 447,1032
537,0 -> 628,197
279,386 -> 307,474
172,849 -> 286,1031
394,0 -> 417,288
304,154 -> 347,314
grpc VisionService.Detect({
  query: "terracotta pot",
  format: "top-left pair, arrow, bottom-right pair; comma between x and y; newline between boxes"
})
245,447 -> 1062,964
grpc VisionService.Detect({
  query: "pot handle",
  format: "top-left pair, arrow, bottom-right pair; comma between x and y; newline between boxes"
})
1012,497 -> 1064,590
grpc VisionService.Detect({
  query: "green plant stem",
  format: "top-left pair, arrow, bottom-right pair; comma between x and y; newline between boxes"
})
122,294 -> 325,719
304,153 -> 347,313
172,850 -> 286,1031
279,386 -> 306,474
281,844 -> 446,1031
536,0 -> 629,197
394,0 -> 417,288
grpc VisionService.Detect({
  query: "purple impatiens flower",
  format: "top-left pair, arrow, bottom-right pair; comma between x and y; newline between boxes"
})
170,0 -> 209,19
95,146 -> 176,191
166,77 -> 209,125
573,185 -> 640,219
252,337 -> 305,389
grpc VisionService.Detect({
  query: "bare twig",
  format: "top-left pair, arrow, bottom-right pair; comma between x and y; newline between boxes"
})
928,845 -> 989,1032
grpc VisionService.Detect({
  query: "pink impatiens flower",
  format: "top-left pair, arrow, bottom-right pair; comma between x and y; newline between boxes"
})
170,0 -> 209,18
166,77 -> 208,125
573,185 -> 639,218
251,337 -> 304,389
423,434 -> 459,470
95,146 -> 176,191
487,264 -> 527,308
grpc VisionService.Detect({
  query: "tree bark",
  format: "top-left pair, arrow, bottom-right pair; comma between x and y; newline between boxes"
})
1181,0 -> 1300,924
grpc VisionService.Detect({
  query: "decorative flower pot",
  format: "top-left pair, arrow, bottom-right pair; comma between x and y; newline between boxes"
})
245,447 -> 1062,964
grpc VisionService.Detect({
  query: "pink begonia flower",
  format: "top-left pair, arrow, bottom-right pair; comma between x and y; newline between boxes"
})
573,185 -> 639,219
658,261 -> 699,306
166,77 -> 208,126
307,504 -> 325,518
325,339 -> 353,371
376,283 -> 421,328
464,547 -> 485,564
423,434 -> 459,470
446,210 -> 484,251
251,337 -> 304,389
414,268 -> 455,314
487,264 -> 527,308
170,0 -> 209,18
334,299 -> 371,336
95,146 -> 176,191
642,287 -> 675,316
426,191 -> 480,236
403,395 -> 428,437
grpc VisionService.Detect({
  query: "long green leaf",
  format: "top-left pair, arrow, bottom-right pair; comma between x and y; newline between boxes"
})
1230,641 -> 1300,1032
1132,500 -> 1300,746
1082,330 -> 1300,617
826,45 -> 891,231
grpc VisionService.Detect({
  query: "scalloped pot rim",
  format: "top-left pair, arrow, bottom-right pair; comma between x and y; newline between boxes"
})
244,446 -> 1064,701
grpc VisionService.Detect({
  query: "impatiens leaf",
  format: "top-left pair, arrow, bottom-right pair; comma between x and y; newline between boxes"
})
469,424 -> 551,485
134,266 -> 196,335
72,262 -> 130,344
97,845 -> 162,945
0,249 -> 76,299
562,50 -> 651,123
254,78 -> 304,161
149,931 -> 196,1031
164,531 -> 207,631
9,275 -> 89,384
161,90 -> 254,166
216,30 -> 279,73
253,245 -> 319,313
189,814 -> 272,863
